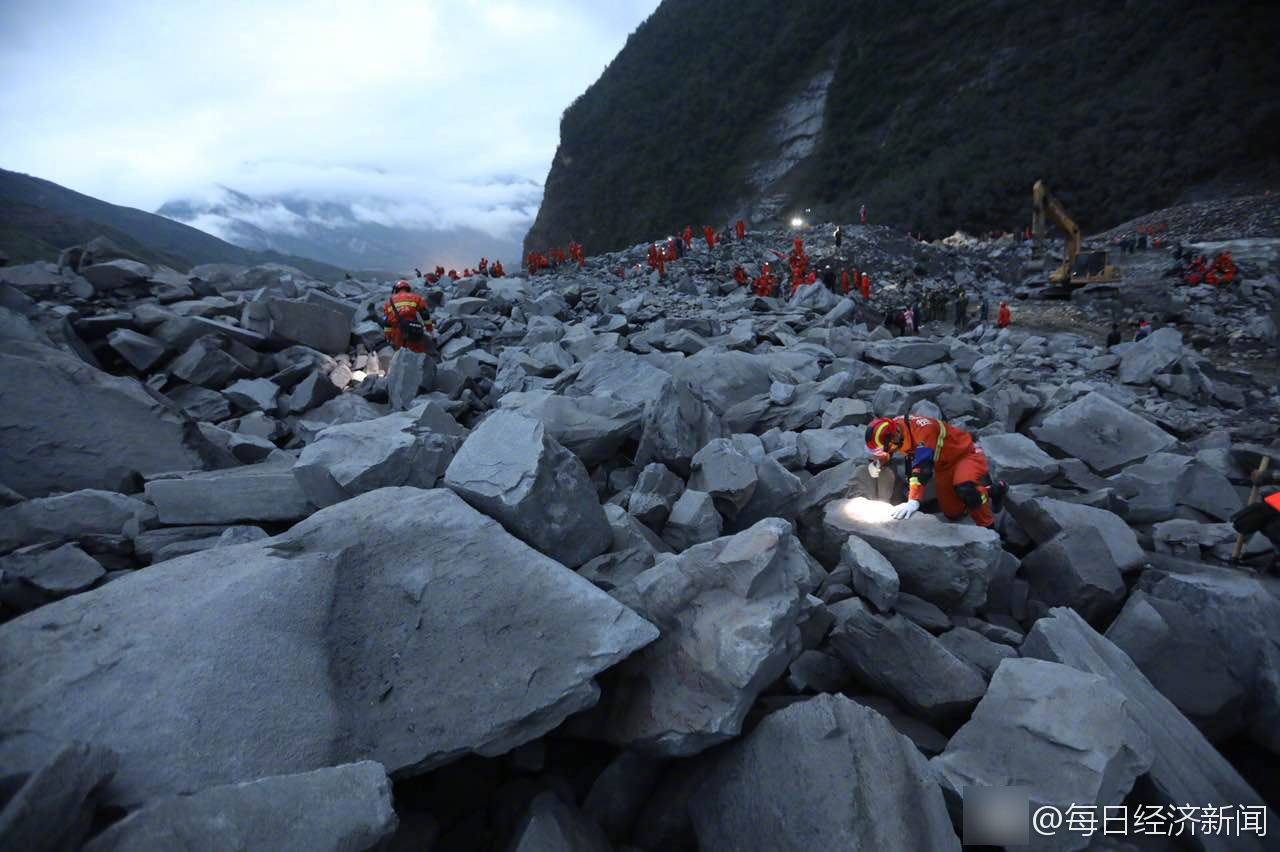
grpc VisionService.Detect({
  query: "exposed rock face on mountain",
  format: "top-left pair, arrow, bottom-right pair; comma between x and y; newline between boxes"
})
1,214 -> 1277,850
525,0 -> 1280,255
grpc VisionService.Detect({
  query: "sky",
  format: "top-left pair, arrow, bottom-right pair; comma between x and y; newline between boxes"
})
0,0 -> 660,242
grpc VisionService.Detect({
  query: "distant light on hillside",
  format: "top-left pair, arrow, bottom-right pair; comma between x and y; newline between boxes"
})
790,217 -> 804,228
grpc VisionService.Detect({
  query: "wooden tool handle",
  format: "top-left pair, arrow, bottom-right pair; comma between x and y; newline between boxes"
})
1233,456 -> 1273,561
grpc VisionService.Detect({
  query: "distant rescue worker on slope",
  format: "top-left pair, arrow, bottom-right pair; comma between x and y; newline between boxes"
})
381,280 -> 433,354
997,301 -> 1011,329
865,414 -> 1008,528
860,272 -> 871,301
834,225 -> 843,248
682,226 -> 693,250
703,225 -> 716,250
736,220 -> 746,240
860,204 -> 867,225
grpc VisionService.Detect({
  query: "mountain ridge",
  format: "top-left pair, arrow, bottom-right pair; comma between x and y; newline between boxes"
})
0,169 -> 347,279
525,0 -> 1280,257
158,187 -> 527,273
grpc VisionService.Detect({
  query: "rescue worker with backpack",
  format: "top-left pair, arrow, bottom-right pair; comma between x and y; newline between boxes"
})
865,414 -> 1007,528
380,280 -> 433,354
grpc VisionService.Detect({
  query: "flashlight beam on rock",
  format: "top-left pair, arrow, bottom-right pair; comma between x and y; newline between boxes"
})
840,497 -> 895,524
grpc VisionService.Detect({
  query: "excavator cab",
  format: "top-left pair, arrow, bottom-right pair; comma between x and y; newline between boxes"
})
1030,180 -> 1121,294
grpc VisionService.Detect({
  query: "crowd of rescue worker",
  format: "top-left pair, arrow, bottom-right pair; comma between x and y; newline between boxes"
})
362,214 -> 1279,569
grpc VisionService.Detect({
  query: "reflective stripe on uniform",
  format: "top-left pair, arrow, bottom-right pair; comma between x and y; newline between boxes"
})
935,420 -> 947,460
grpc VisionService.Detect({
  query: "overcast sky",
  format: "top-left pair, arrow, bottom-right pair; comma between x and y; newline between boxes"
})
0,0 -> 660,240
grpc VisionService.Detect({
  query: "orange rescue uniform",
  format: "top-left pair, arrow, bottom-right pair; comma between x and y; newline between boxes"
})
383,291 -> 431,354
873,415 -> 996,527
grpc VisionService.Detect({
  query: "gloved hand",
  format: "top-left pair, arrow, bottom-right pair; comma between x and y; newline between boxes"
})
425,321 -> 434,333
868,459 -> 881,479
890,499 -> 920,520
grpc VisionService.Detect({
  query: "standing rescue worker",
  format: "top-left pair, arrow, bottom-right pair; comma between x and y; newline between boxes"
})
703,225 -> 716,250
860,272 -> 871,301
736,220 -> 746,240
997,301 -> 1011,329
382,280 -> 433,354
865,414 -> 1007,528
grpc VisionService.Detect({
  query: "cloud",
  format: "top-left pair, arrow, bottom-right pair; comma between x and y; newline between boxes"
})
0,0 -> 659,238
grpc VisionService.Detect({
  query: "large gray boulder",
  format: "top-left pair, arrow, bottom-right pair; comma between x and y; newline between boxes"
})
145,462 -> 315,524
266,298 -> 350,354
444,410 -> 612,567
167,337 -> 248,388
0,343 -> 225,497
1105,589 -> 1245,743
660,489 -> 722,552
0,488 -> 657,807
294,402 -> 467,508
222,378 -> 280,414
106,329 -> 168,372
568,349 -> 671,406
1021,527 -> 1127,625
822,501 -> 1001,612
577,504 -> 673,593
509,791 -> 612,852
0,741 -> 118,852
1022,608 -> 1274,851
83,762 -> 396,852
1031,391 -> 1176,473
797,427 -> 864,468
80,259 -> 151,291
634,378 -> 727,477
828,598 -> 987,724
1007,493 -> 1144,572
690,694 -> 959,852
627,462 -> 684,528
670,349 -> 774,415
931,658 -> 1153,852
0,543 -> 105,608
1109,453 -> 1242,523
731,449 -> 804,530
385,348 -> 429,411
580,518 -> 817,756
838,533 -> 899,611
978,432 -> 1060,485
863,339 -> 949,369
688,438 -> 758,518
0,490 -> 155,553
499,390 -> 644,468
1117,326 -> 1183,384
936,627 -> 1017,679
165,385 -> 232,422
1110,568 -> 1280,754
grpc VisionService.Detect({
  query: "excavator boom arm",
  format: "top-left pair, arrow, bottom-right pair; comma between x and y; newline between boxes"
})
1032,180 -> 1082,283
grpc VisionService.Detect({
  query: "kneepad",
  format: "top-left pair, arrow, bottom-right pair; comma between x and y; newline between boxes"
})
955,481 -> 985,509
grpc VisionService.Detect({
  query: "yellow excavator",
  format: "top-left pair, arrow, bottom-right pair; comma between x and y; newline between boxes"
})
1030,180 -> 1120,291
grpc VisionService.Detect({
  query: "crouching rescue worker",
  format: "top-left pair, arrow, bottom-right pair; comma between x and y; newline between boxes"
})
865,414 -> 1007,527
381,279 -> 433,353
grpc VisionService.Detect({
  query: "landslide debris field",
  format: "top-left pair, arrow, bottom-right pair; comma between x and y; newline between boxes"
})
0,198 -> 1277,850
